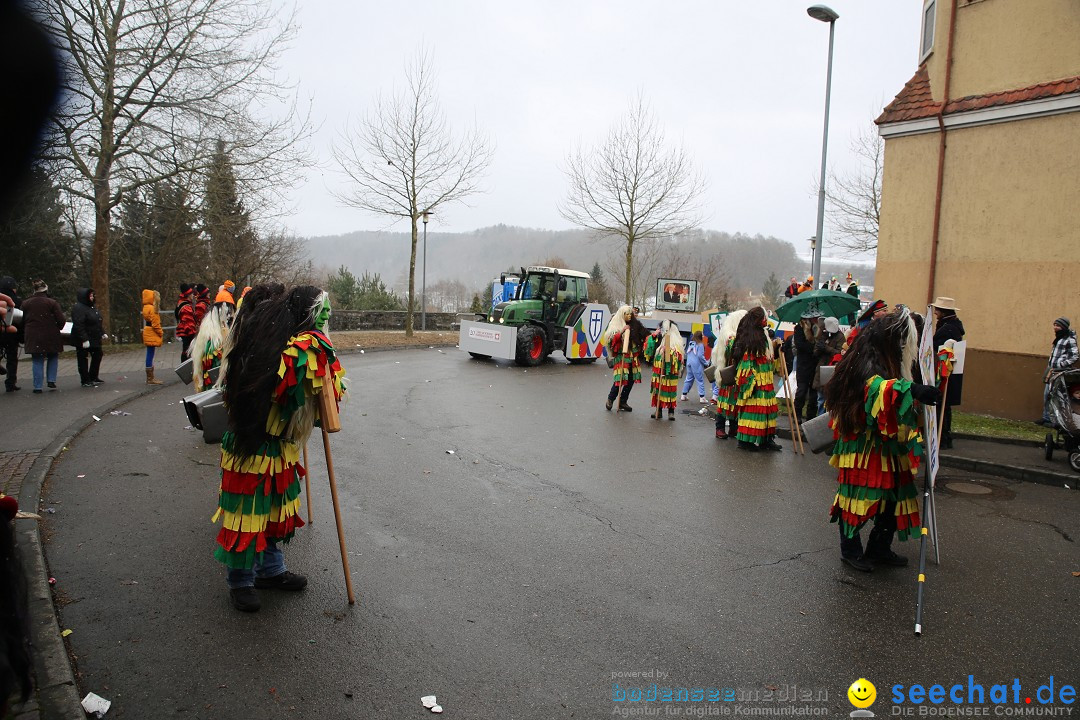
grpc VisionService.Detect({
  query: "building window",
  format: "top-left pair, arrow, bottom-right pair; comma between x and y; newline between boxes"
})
920,0 -> 936,61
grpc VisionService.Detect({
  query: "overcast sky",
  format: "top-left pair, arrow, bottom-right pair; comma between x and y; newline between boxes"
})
280,1 -> 921,260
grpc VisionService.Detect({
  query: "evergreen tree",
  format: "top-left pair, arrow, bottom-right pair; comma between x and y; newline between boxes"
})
589,261 -> 612,307
469,294 -> 483,314
0,167 -> 79,304
355,272 -> 404,311
761,272 -> 783,311
113,180 -> 202,340
327,266 -> 361,310
204,140 -> 259,283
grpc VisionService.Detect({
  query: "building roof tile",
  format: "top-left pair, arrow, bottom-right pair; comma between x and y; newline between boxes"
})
876,69 -> 1080,126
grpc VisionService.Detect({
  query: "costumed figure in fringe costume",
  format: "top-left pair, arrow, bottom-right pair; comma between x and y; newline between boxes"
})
644,320 -> 685,420
731,307 -> 782,451
213,285 -> 346,612
824,308 -> 941,572
603,305 -> 648,412
712,309 -> 746,440
192,292 -> 235,391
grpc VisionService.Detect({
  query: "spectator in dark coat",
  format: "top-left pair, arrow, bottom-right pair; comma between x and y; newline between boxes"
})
793,311 -> 820,422
931,297 -> 965,448
21,280 -> 64,393
1038,317 -> 1079,426
813,316 -> 846,416
71,287 -> 105,387
0,277 -> 22,392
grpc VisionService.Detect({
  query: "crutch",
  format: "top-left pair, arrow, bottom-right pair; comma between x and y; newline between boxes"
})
302,444 -> 313,524
317,382 -> 355,605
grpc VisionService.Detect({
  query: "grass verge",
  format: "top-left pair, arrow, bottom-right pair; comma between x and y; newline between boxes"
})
953,411 -> 1046,442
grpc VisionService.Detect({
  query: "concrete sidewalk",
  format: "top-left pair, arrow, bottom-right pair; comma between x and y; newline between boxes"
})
2,341 -> 183,719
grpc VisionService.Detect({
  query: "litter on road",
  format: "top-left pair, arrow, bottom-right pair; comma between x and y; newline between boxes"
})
81,692 -> 111,718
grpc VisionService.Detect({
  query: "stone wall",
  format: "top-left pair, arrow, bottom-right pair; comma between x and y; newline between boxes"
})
329,311 -> 460,332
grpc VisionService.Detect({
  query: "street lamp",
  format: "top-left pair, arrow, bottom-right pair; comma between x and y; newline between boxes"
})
807,4 -> 838,287
421,211 -> 430,331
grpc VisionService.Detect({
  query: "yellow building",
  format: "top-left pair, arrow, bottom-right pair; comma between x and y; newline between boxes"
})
874,0 -> 1080,420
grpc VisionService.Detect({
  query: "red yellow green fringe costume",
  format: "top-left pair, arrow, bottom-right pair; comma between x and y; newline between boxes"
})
609,330 -> 642,386
213,330 -> 345,570
828,376 -> 923,541
733,351 -> 779,446
199,340 -> 222,390
715,338 -> 738,419
936,346 -> 954,389
644,335 -> 683,409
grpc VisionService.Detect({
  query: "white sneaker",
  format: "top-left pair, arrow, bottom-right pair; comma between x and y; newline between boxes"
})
699,396 -> 707,404
680,394 -> 687,401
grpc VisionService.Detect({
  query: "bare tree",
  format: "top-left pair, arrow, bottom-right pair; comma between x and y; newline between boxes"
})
561,95 -> 705,304
825,123 -> 883,256
332,50 -> 493,336
33,0 -> 311,328
609,234 -> 730,311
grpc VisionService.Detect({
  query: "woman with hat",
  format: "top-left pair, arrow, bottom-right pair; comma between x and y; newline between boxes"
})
21,280 -> 65,393
931,297 -> 965,449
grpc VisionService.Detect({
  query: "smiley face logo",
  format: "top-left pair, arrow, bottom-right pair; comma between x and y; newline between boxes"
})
847,679 -> 877,709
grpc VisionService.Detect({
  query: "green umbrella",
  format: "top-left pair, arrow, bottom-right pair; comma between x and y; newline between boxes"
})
774,288 -> 860,323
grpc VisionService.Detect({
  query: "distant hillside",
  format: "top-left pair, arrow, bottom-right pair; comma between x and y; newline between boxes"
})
301,225 -> 873,298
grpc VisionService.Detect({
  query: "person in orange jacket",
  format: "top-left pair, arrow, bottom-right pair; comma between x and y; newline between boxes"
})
142,289 -> 164,384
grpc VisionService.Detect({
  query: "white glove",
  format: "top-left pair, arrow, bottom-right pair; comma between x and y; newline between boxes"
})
82,341 -> 90,349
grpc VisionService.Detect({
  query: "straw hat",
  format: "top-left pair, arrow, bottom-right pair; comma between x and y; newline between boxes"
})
931,296 -> 959,311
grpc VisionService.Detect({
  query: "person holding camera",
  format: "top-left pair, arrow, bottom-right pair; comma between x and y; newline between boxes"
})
0,277 -> 22,392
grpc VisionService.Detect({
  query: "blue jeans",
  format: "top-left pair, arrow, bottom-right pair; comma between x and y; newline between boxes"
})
817,392 -> 826,417
226,540 -> 287,589
31,353 -> 58,390
1042,383 -> 1052,423
145,345 -> 156,368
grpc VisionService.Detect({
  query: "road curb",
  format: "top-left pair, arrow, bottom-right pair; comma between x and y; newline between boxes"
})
15,378 -> 179,720
939,453 -> 1077,488
739,410 -> 1078,488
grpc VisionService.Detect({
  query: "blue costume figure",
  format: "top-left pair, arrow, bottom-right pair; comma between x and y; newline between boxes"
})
681,330 -> 709,403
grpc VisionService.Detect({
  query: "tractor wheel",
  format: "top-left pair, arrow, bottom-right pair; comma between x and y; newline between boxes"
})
515,326 -> 547,366
468,352 -> 491,360
1045,433 -> 1055,461
1070,452 -> 1080,473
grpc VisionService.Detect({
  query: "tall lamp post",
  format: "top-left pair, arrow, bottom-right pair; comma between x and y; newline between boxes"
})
421,211 -> 430,331
807,4 -> 839,287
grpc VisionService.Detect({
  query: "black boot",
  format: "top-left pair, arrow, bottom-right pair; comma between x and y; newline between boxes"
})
840,527 -> 873,572
863,511 -> 906,567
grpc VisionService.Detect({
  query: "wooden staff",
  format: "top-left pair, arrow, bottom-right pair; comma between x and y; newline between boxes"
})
777,352 -> 804,454
935,375 -> 951,448
317,382 -> 355,605
303,444 -> 312,524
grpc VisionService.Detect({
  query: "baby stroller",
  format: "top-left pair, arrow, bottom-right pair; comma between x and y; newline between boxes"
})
1043,368 -> 1080,473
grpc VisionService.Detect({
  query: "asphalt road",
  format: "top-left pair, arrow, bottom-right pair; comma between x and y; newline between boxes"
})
42,348 -> 1079,719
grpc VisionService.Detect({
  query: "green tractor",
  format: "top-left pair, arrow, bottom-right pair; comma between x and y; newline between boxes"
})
459,266 -> 611,366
